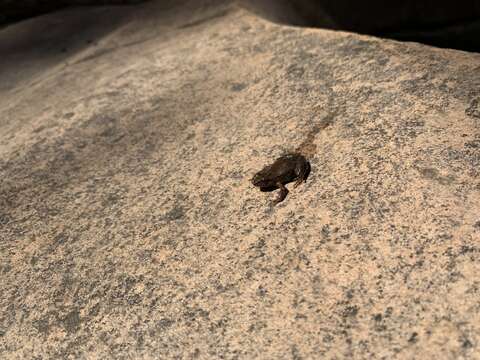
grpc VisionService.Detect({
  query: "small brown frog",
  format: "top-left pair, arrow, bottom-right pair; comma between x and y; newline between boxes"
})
251,153 -> 310,204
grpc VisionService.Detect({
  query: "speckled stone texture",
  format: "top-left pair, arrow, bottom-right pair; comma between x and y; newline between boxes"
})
1,0 -> 480,359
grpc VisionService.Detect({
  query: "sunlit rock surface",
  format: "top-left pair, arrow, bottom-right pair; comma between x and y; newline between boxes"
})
1,1 -> 479,358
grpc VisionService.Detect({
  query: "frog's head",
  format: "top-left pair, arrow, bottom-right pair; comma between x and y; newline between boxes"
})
251,171 -> 269,188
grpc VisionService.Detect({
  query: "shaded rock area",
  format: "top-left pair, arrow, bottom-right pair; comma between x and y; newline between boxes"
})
0,0 -> 146,28
2,0 -> 480,52
1,0 -> 480,358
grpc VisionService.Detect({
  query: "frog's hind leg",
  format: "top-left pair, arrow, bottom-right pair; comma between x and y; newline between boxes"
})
293,160 -> 310,188
273,182 -> 289,204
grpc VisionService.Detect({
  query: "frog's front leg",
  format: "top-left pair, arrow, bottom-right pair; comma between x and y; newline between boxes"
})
273,182 -> 289,204
293,161 -> 310,188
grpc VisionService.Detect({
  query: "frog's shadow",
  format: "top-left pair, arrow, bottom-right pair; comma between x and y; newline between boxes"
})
259,161 -> 311,192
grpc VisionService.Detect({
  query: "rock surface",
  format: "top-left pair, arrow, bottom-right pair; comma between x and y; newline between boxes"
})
1,1 -> 480,358
3,0 -> 480,51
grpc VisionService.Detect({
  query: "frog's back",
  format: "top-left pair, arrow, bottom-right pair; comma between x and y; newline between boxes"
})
267,154 -> 303,182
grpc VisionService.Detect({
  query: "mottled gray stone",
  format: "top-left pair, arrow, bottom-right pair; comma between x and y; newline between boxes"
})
0,1 -> 480,359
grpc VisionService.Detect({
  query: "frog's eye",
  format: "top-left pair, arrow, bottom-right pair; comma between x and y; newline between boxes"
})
251,174 -> 262,185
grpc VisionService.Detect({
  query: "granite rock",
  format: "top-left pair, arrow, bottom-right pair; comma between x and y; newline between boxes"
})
1,1 -> 480,358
